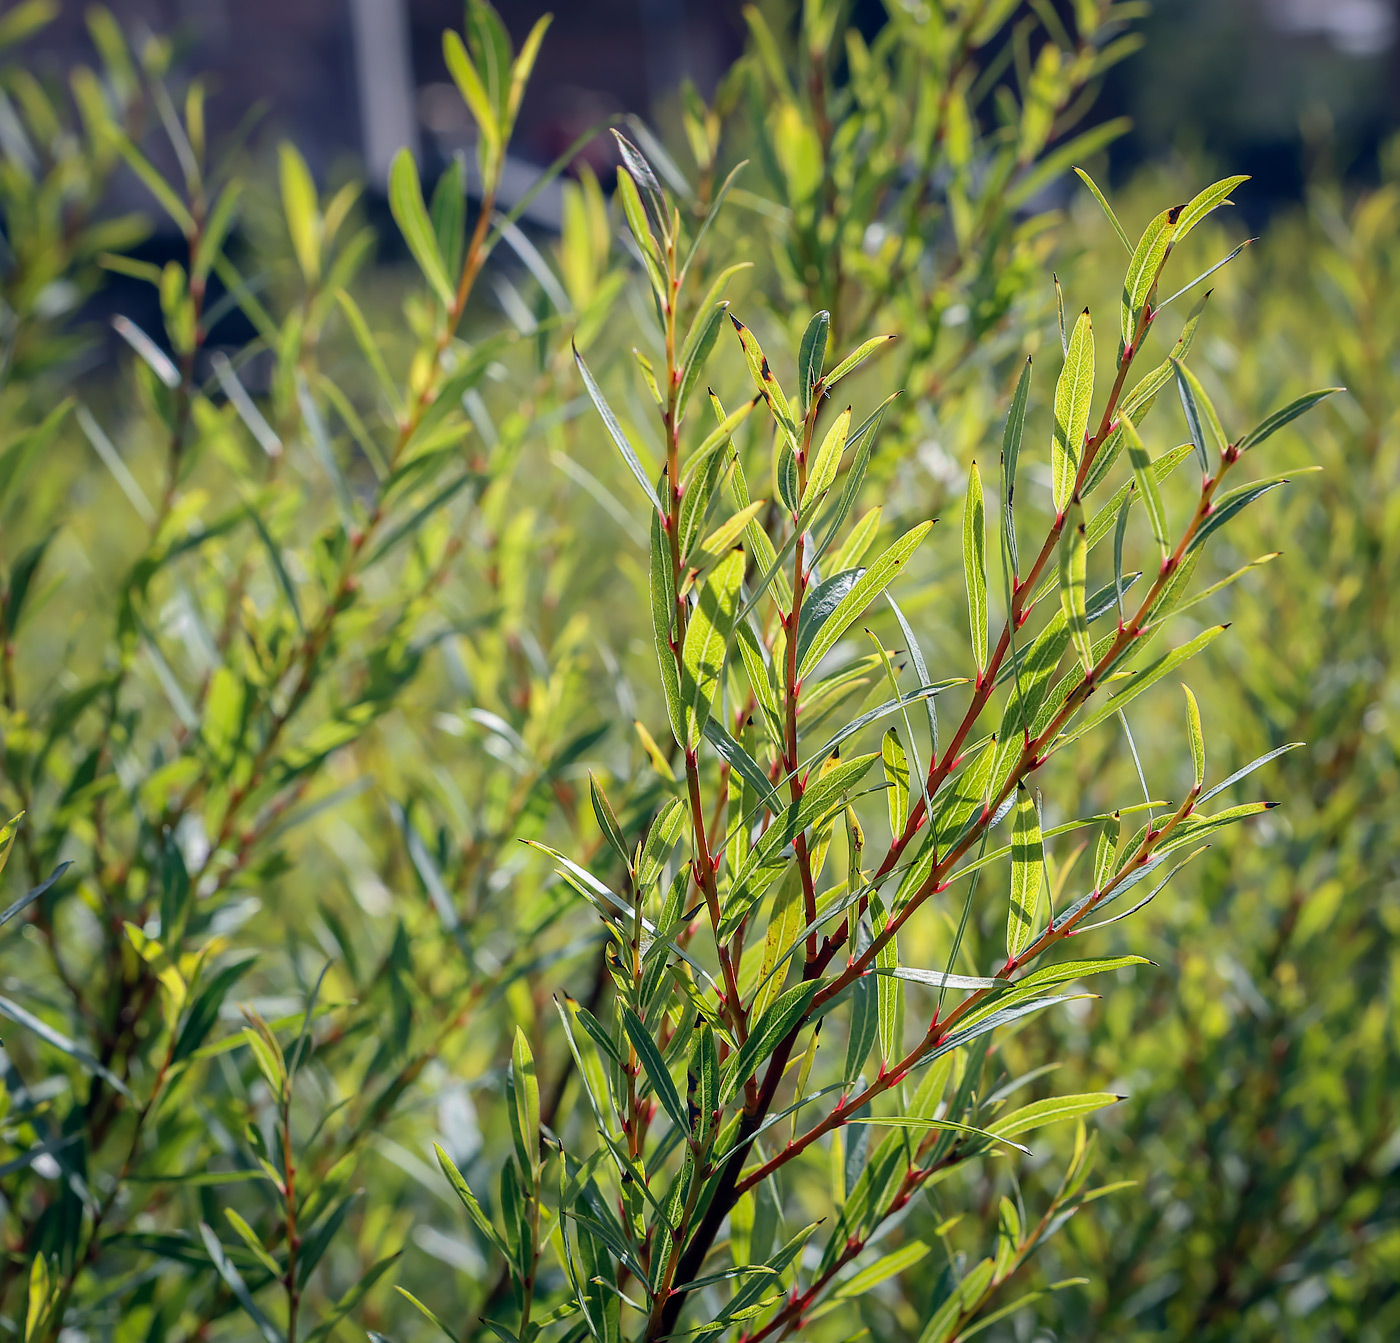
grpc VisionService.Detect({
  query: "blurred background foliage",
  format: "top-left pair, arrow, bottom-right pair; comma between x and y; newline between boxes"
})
0,1 -> 1395,1341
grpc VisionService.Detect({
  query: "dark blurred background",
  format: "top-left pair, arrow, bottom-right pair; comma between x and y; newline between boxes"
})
26,0 -> 1400,219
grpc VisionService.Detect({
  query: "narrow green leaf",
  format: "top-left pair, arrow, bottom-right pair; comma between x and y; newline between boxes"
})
1171,358 -> 1226,473
1198,742 -> 1302,806
574,343 -> 662,511
802,406 -> 851,508
0,863 -> 67,932
844,966 -> 879,1087
1092,814 -> 1119,892
388,148 -> 456,307
730,314 -> 798,443
1185,478 -> 1290,556
697,501 -> 766,560
1172,174 -> 1248,242
1068,626 -> 1228,739
225,1209 -> 282,1277
1157,239 -> 1253,311
798,310 -> 830,412
435,1145 -> 509,1257
1121,206 -> 1177,345
1006,787 -> 1044,961
676,301 -> 728,422
1001,358 -> 1031,574
721,982 -> 820,1103
1052,310 -> 1094,514
1183,685 -> 1205,791
988,1092 -> 1121,1139
0,994 -> 132,1098
443,30 -> 499,151
874,899 -> 901,1067
681,547 -> 746,747
1058,502 -> 1091,671
1121,412 -> 1169,558
1238,388 -> 1342,451
198,1223 -> 285,1343
882,729 -> 909,838
834,1242 -> 930,1299
964,462 -> 987,676
621,1009 -> 687,1130
1074,167 -> 1132,252
612,130 -> 668,238
278,142 -> 321,284
798,522 -> 933,681
820,333 -> 896,394
650,511 -> 687,746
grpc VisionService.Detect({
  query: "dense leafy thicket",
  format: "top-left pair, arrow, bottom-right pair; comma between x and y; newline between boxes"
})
1020,154 -> 1400,1343
0,4 -> 1372,1343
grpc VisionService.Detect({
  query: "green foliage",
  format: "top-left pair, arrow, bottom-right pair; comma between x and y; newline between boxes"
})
0,5 -> 1361,1343
1015,149 -> 1400,1343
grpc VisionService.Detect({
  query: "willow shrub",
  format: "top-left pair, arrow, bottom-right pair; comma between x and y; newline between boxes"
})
1021,155 -> 1400,1343
0,3 -> 1336,1342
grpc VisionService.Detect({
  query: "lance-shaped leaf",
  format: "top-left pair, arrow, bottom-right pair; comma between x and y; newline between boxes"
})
1183,685 -> 1205,791
1058,502 -> 1091,671
1198,742 -> 1303,806
822,334 -> 897,390
650,510 -> 686,745
612,130 -> 668,239
696,501 -> 766,561
199,1223 -> 285,1343
1074,167 -> 1131,253
833,1242 -> 930,1300
688,1022 -> 719,1140
1093,813 -> 1120,892
1001,357 -> 1031,573
705,716 -> 780,817
0,995 -> 132,1099
0,862 -> 68,931
873,899 -> 902,1066
730,314 -> 798,444
1172,173 -> 1249,242
876,967 -> 1007,990
589,774 -> 630,867
801,406 -> 851,508
1121,412 -> 1169,558
576,343 -> 662,510
1172,358 -> 1226,473
964,461 -> 987,676
798,309 -> 830,412
1120,205 -> 1177,345
388,149 -> 456,308
987,1092 -> 1122,1139
1066,625 -> 1227,740
1185,477 -> 1293,556
1161,801 -> 1275,854
1158,239 -> 1253,311
721,981 -> 820,1103
1238,387 -> 1342,451
509,1026 -> 541,1178
681,547 -> 746,746
676,300 -> 728,422
1052,310 -> 1094,514
436,1145 -> 510,1258
621,1009 -> 687,1130
882,729 -> 909,838
844,964 -> 879,1087
751,868 -> 803,1022
1006,786 -> 1044,960
798,522 -> 933,680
